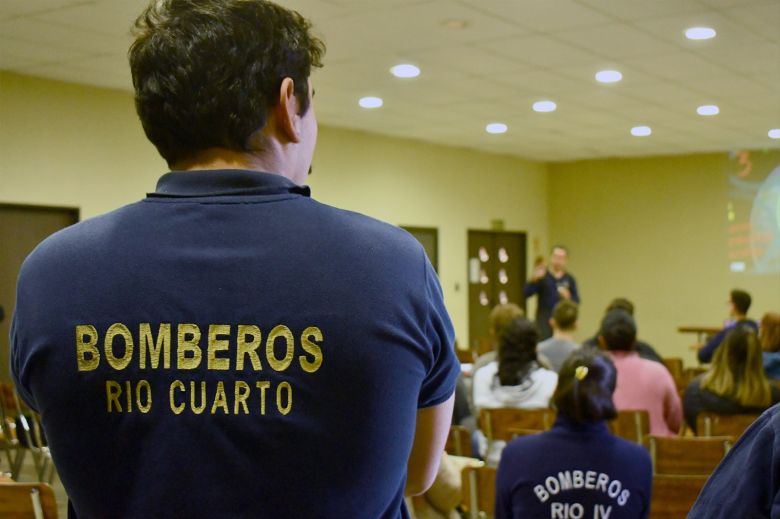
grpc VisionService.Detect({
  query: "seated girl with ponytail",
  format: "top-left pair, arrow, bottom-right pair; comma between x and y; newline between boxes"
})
495,350 -> 652,519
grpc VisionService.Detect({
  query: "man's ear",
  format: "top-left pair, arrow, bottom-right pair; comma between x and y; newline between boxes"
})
275,77 -> 301,143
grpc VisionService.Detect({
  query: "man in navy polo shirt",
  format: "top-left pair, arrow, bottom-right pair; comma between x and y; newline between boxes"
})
10,1 -> 458,517
524,246 -> 580,340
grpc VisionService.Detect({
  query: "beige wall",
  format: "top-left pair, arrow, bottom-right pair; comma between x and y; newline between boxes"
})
548,152 -> 780,365
0,71 -> 550,345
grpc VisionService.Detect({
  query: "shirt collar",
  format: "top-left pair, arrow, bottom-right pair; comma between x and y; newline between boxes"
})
148,169 -> 311,198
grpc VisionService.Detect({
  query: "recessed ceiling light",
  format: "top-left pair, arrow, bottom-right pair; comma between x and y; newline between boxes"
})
595,70 -> 622,83
390,64 -> 420,78
697,105 -> 719,116
486,123 -> 508,134
631,126 -> 652,137
685,27 -> 716,40
532,100 -> 557,113
769,129 -> 780,139
358,96 -> 383,109
442,19 -> 469,30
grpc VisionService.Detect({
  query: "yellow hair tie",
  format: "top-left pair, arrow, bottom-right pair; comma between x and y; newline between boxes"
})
575,366 -> 589,381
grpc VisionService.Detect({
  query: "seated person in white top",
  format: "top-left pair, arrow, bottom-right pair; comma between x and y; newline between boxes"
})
473,317 -> 558,466
537,300 -> 579,372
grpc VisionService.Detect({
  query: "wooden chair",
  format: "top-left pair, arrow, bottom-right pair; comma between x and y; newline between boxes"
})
0,482 -> 58,518
0,384 -> 22,478
479,408 -> 556,444
446,425 -> 474,457
461,464 -> 496,519
662,357 -> 684,379
696,412 -> 760,440
650,475 -> 708,519
6,388 -> 55,483
645,435 -> 731,476
608,409 -> 649,444
456,348 -> 477,365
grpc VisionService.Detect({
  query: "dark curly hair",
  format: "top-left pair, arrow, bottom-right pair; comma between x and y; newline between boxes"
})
497,317 -> 540,386
129,0 -> 326,166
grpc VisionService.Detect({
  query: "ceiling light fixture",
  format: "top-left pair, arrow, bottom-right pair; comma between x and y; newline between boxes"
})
532,100 -> 557,113
486,123 -> 508,134
631,126 -> 652,137
769,129 -> 780,139
390,64 -> 421,78
595,70 -> 622,83
697,105 -> 719,116
358,96 -> 383,109
685,27 -> 716,40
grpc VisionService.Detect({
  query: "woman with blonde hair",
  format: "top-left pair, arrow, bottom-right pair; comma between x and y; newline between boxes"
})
684,326 -> 780,433
760,312 -> 780,379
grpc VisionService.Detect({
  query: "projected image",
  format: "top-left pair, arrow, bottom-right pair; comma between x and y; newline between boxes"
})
727,151 -> 780,274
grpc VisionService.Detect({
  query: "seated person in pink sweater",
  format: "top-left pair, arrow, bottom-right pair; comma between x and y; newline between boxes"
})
598,310 -> 682,436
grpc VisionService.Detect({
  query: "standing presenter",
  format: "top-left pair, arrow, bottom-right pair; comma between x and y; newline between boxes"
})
524,246 -> 580,340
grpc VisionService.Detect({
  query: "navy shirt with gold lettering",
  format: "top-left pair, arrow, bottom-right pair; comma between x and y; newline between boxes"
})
495,417 -> 652,519
11,170 -> 459,519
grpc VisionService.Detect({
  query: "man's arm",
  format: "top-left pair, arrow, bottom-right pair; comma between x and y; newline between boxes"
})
569,275 -> 580,304
698,328 -> 728,363
405,393 -> 455,496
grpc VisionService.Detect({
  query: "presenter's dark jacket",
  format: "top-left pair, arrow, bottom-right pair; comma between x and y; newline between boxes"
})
688,402 -> 780,518
495,417 -> 651,519
11,170 -> 460,519
523,272 -> 579,339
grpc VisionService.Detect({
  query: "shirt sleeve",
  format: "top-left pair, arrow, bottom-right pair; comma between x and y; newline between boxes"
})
523,280 -> 541,298
688,405 -> 780,518
698,327 -> 728,363
417,255 -> 460,409
568,275 -> 580,303
662,367 -> 683,434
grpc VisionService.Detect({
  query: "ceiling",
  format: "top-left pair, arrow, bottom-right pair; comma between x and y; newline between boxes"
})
1,0 -> 778,162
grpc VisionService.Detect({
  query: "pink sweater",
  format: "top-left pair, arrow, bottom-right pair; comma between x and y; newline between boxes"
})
609,351 -> 682,437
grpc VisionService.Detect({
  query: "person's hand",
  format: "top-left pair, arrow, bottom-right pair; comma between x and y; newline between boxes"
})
532,264 -> 546,281
557,286 -> 571,300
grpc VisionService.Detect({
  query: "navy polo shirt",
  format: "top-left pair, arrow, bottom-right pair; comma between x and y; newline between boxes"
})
11,169 -> 459,519
496,417 -> 652,519
523,271 -> 580,316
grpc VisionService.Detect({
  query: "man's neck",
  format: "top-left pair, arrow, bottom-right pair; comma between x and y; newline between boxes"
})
172,148 -> 287,178
552,330 -> 575,341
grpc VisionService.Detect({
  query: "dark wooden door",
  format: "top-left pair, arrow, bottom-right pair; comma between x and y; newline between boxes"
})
0,204 -> 79,382
468,230 -> 527,349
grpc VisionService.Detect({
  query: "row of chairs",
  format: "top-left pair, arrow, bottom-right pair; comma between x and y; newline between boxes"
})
0,383 -> 56,483
0,481 -> 58,519
461,465 -> 708,519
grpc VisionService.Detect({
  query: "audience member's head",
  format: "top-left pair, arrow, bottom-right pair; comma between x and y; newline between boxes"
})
760,312 -> 780,353
489,303 -> 524,341
702,326 -> 771,407
598,310 -> 637,352
497,317 -> 539,386
554,350 -> 617,424
729,289 -> 752,317
606,297 -> 634,316
549,245 -> 568,272
129,0 -> 325,170
551,300 -> 578,332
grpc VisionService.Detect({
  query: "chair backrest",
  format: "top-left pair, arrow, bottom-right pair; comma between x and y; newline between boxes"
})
446,425 -> 474,458
696,412 -> 761,439
479,408 -> 556,443
662,357 -> 684,379
0,482 -> 58,519
608,409 -> 650,444
461,464 -> 496,519
456,348 -> 477,365
649,475 -> 708,519
646,435 -> 732,476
